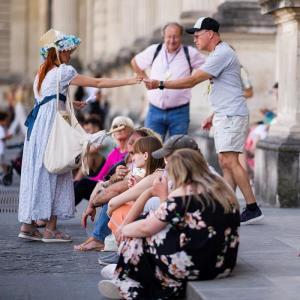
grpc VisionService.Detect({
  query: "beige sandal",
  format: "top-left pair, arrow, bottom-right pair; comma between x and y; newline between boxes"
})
18,228 -> 43,241
42,228 -> 72,243
32,220 -> 47,228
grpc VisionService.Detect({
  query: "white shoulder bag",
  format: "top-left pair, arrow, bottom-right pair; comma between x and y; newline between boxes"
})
43,67 -> 91,175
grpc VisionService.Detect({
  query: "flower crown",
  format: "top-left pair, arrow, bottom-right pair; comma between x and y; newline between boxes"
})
40,34 -> 81,59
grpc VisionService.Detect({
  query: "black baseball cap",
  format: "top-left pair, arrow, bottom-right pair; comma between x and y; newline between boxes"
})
186,17 -> 220,34
152,135 -> 199,159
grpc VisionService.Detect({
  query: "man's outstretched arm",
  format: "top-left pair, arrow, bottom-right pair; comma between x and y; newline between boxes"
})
144,69 -> 212,89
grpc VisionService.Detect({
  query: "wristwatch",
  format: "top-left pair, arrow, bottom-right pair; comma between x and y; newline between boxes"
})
158,81 -> 165,90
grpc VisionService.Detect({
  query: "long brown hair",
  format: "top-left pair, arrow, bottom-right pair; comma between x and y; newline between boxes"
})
166,149 -> 239,213
133,136 -> 165,176
37,48 -> 58,93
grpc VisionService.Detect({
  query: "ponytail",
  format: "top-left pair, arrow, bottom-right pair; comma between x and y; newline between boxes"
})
37,48 -> 58,93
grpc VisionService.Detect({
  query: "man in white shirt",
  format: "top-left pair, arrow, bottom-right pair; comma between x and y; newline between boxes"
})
131,22 -> 205,140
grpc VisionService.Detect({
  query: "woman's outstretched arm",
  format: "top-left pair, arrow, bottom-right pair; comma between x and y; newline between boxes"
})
70,74 -> 142,88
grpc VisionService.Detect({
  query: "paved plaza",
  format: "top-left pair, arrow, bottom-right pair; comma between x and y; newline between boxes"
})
0,177 -> 300,300
188,206 -> 300,300
0,203 -> 107,300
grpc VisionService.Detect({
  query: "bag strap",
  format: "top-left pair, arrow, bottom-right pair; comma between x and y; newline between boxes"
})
81,141 -> 90,176
151,43 -> 192,74
56,66 -> 61,111
56,65 -> 90,175
151,43 -> 163,65
183,45 -> 193,74
56,66 -> 76,115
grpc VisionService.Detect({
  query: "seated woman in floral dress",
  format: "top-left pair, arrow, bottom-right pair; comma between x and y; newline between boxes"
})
98,148 -> 240,300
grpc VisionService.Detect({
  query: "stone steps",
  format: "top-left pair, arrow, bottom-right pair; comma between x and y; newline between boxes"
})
186,207 -> 300,300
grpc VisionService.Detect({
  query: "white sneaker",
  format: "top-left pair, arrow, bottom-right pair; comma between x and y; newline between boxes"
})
103,234 -> 118,251
101,264 -> 117,280
98,279 -> 121,299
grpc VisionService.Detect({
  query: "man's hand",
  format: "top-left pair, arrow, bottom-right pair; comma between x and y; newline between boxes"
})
115,165 -> 130,180
89,181 -> 105,202
109,165 -> 130,184
73,100 -> 86,110
143,79 -> 159,90
81,203 -> 96,228
201,114 -> 214,131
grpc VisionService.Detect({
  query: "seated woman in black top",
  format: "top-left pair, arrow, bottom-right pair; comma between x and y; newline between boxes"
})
99,148 -> 240,300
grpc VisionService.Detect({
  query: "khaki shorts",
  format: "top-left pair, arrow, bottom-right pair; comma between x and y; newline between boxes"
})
213,115 -> 249,153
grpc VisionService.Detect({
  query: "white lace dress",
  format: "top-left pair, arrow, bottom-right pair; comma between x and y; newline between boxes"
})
18,64 -> 78,224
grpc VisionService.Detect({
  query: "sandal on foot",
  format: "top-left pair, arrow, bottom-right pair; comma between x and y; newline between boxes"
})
18,228 -> 43,241
32,220 -> 47,228
74,236 -> 95,251
42,228 -> 72,243
74,238 -> 104,252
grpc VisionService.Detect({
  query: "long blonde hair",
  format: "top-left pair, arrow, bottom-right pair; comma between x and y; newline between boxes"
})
166,149 -> 239,213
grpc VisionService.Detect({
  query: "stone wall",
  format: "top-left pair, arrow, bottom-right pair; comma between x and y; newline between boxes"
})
0,0 -> 10,80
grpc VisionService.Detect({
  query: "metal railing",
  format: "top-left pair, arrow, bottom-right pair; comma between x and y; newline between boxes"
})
0,187 -> 19,213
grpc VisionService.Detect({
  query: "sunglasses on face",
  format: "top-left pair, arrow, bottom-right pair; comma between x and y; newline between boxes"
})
112,124 -> 126,130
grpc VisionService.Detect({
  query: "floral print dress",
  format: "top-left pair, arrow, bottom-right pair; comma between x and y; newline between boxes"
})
115,194 -> 240,300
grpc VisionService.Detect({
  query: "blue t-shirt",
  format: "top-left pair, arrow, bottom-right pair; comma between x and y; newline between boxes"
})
200,42 -> 248,116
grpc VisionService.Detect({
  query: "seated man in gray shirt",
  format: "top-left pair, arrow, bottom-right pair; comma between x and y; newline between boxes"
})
144,17 -> 263,225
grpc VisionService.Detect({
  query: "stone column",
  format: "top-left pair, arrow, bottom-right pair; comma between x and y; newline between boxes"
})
51,0 -> 78,34
256,0 -> 300,207
9,0 -> 27,76
85,0 -> 94,64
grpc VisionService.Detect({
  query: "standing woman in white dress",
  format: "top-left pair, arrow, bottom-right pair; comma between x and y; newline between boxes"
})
18,29 -> 141,243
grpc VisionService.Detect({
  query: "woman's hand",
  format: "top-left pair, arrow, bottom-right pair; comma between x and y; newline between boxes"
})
127,175 -> 137,188
152,175 -> 168,202
73,100 -> 86,110
115,225 -> 125,244
107,204 -> 113,217
128,75 -> 143,85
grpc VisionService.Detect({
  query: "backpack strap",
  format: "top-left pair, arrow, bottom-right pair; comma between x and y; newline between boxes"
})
151,43 -> 163,65
152,43 -> 193,74
183,45 -> 193,74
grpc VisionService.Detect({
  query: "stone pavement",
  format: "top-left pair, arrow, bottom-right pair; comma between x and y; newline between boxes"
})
187,207 -> 300,300
0,201 -> 107,300
1,175 -> 300,300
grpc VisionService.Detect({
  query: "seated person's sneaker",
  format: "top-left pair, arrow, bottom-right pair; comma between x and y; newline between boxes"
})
240,206 -> 264,225
101,264 -> 117,279
103,234 -> 118,251
98,279 -> 121,299
98,251 -> 119,266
